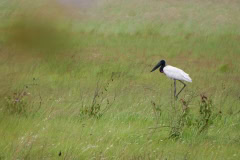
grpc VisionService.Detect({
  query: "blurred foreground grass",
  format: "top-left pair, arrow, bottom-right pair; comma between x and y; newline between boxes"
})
0,0 -> 240,159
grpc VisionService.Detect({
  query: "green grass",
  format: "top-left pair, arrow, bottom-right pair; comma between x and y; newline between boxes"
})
0,0 -> 240,159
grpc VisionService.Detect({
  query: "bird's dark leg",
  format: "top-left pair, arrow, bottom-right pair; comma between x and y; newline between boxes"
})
176,80 -> 186,99
174,79 -> 176,100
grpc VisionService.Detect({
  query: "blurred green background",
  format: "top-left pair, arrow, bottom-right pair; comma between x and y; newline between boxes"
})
0,0 -> 240,159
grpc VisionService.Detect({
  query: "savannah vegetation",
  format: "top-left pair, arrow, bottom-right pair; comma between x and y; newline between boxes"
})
0,0 -> 240,159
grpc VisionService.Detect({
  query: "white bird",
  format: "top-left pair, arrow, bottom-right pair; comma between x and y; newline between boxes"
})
151,60 -> 192,99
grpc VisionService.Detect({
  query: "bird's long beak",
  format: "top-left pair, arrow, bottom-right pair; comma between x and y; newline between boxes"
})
151,62 -> 161,72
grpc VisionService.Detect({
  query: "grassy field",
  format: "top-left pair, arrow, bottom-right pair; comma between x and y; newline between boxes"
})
0,0 -> 240,159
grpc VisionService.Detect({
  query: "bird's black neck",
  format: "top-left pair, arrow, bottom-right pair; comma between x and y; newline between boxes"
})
160,65 -> 165,73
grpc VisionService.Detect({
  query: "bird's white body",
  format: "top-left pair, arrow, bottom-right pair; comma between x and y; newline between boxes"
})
163,65 -> 192,82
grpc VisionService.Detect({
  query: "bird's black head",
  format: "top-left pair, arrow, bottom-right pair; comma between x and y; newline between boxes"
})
151,60 -> 166,72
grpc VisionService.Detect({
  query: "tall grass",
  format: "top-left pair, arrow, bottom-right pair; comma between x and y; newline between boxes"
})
0,0 -> 240,159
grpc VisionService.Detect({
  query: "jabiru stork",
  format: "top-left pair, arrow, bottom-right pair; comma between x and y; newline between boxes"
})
151,60 -> 192,99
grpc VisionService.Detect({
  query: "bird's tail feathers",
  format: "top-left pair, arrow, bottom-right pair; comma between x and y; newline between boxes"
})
182,72 -> 192,82
185,75 -> 192,82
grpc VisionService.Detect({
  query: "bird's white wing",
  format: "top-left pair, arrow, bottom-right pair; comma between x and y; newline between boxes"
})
163,65 -> 192,82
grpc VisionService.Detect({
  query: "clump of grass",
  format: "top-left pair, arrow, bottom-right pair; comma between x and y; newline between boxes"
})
151,93 -> 222,140
2,79 -> 42,116
79,76 -> 116,119
197,94 -> 220,133
151,100 -> 162,123
219,64 -> 230,73
4,89 -> 29,115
